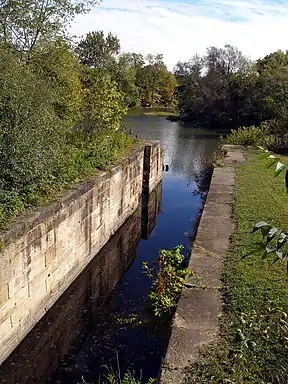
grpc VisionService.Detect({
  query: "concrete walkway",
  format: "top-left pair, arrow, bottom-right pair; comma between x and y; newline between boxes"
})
160,145 -> 245,384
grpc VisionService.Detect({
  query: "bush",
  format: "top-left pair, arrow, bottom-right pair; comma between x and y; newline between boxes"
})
0,43 -> 131,231
0,46 -> 66,192
143,246 -> 191,317
224,125 -> 266,147
262,119 -> 288,153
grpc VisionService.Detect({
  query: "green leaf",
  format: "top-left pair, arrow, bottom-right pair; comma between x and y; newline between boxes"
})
286,169 -> 288,193
276,251 -> 285,260
274,162 -> 286,177
258,151 -> 272,160
277,232 -> 287,250
261,225 -> 273,237
235,328 -> 245,342
265,157 -> 278,169
267,227 -> 279,243
251,221 -> 270,234
265,246 -> 275,254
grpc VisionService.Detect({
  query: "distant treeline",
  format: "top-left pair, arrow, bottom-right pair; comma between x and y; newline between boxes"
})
175,45 -> 288,131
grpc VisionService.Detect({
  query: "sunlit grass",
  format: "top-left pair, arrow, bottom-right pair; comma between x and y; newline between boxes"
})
185,151 -> 288,384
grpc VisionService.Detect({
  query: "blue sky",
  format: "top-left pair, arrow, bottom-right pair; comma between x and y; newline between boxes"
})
71,0 -> 288,69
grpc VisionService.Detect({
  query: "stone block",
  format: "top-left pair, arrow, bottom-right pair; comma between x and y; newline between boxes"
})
11,285 -> 29,326
0,315 -> 13,342
0,257 -> 12,285
44,244 -> 57,268
28,272 -> 48,307
8,271 -> 29,299
0,283 -> 9,308
28,252 -> 46,281
0,297 -> 16,324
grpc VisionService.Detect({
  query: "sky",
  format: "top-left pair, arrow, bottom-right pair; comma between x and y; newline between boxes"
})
71,0 -> 288,69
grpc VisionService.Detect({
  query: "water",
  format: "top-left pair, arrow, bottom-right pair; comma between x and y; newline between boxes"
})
0,116 -> 218,384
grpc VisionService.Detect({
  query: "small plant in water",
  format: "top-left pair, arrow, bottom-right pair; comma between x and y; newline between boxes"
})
80,373 -> 154,384
79,352 -> 155,384
143,245 -> 191,317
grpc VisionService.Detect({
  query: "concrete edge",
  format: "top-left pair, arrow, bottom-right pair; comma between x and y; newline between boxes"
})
0,141 -> 162,247
160,145 -> 246,384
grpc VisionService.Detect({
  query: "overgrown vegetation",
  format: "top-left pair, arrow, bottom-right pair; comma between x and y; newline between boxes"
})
81,372 -> 154,384
223,125 -> 266,147
185,152 -> 288,384
0,0 -> 134,230
0,0 -> 182,229
79,353 -> 155,384
143,246 -> 191,317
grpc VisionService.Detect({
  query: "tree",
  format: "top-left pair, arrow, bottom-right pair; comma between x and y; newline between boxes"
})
255,51 -> 288,123
30,39 -> 83,129
0,46 -> 67,191
174,45 -> 254,127
114,52 -> 144,107
78,67 -> 127,140
0,0 -> 100,53
136,54 -> 176,107
76,30 -> 120,69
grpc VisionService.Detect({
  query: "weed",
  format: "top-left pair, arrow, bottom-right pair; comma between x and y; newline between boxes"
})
143,246 -> 191,317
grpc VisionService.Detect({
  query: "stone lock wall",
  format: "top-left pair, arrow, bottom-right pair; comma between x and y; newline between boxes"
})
0,142 -> 163,366
0,181 -> 163,383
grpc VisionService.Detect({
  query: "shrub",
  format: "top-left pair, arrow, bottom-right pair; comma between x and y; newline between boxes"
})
0,47 -> 66,192
81,372 -> 154,384
143,246 -> 191,317
224,125 -> 266,147
0,43 -> 131,230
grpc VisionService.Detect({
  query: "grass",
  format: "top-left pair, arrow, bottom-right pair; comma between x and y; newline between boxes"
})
184,151 -> 288,384
142,111 -> 179,118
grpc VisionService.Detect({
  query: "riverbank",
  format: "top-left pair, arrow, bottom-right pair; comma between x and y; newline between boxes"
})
127,107 -> 179,120
183,148 -> 288,383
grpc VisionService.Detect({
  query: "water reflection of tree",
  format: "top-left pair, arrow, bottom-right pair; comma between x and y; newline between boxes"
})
192,156 -> 213,200
166,129 -> 216,198
124,116 -> 217,196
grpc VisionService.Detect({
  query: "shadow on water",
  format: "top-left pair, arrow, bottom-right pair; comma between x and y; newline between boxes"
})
0,116 -> 218,384
0,184 -> 163,384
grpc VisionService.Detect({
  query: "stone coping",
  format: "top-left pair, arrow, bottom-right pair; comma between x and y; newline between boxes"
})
160,145 -> 245,383
0,140 -> 161,247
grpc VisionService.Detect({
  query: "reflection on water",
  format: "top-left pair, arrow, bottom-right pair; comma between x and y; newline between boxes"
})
125,116 -> 217,183
0,185 -> 162,384
0,116 -> 218,383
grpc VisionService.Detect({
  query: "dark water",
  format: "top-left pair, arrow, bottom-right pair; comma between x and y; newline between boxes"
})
0,116 -> 218,384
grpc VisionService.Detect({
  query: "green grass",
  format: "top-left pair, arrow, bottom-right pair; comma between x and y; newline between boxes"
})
184,151 -> 288,384
142,111 -> 179,118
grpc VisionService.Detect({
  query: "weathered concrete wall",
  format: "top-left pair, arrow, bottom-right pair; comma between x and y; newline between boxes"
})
0,142 -> 163,366
160,146 -> 245,384
0,181 -> 163,383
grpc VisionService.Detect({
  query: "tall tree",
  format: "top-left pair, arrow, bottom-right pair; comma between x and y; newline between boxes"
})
136,54 -> 176,107
0,0 -> 100,53
115,52 -> 144,107
76,30 -> 120,69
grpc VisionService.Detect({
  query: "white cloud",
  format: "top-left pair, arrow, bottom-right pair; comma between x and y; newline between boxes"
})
71,0 -> 288,69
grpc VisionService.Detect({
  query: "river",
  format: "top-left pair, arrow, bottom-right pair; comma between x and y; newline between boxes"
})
0,115 -> 218,384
